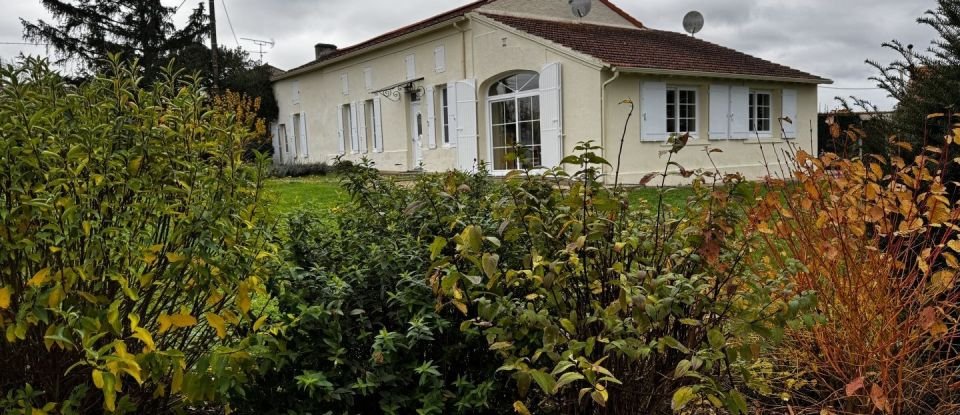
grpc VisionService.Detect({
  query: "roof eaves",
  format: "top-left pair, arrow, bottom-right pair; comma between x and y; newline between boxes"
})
615,66 -> 833,85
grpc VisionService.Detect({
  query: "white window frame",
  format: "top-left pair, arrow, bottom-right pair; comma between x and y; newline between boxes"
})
666,86 -> 699,139
749,90 -> 773,138
340,105 -> 354,153
439,87 -> 451,146
341,73 -> 350,96
292,113 -> 303,158
278,124 -> 288,158
363,99 -> 377,153
486,90 -> 542,172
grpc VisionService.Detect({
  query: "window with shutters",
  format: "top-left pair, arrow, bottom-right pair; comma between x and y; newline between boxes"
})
364,100 -> 376,152
749,91 -> 772,134
341,106 -> 354,152
278,124 -> 288,157
488,72 -> 541,170
666,87 -> 698,135
439,87 -> 451,145
292,113 -> 303,157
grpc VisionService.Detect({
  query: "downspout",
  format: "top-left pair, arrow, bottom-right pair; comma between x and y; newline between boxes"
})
600,66 -> 620,180
454,19 -> 468,79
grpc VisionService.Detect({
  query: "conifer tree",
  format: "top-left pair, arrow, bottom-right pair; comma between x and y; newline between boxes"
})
21,0 -> 208,83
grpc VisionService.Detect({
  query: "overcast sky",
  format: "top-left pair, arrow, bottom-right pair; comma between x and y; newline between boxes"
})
0,0 -> 940,111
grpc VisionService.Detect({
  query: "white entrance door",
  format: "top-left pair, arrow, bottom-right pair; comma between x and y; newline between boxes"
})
410,100 -> 424,170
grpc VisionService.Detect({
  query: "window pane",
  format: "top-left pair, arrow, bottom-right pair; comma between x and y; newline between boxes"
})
492,101 -> 506,125
493,125 -> 507,147
520,122 -> 533,146
505,100 -> 517,123
518,97 -> 533,122
493,148 -> 511,170
532,96 -> 540,120
667,89 -> 676,105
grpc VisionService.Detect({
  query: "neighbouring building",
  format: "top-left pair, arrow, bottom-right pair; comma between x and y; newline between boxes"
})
270,0 -> 831,184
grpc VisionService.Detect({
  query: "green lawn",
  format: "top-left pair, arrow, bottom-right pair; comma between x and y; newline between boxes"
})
265,176 -> 349,214
265,175 -> 698,214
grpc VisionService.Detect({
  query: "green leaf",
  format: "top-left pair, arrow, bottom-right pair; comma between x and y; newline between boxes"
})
708,328 -> 725,350
672,386 -> 697,411
555,372 -> 584,390
481,253 -> 499,278
725,389 -> 749,415
530,369 -> 557,395
659,335 -> 690,354
429,236 -> 446,260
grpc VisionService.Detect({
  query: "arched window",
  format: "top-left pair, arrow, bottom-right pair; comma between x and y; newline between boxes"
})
488,72 -> 541,170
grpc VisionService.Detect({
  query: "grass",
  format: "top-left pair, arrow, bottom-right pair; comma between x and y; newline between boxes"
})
265,175 -> 698,215
265,176 -> 348,214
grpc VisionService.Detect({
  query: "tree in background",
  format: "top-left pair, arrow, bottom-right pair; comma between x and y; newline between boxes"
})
21,0 -> 208,84
22,0 -> 279,155
869,0 -> 960,146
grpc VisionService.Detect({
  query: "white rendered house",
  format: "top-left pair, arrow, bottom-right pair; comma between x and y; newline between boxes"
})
271,0 -> 830,183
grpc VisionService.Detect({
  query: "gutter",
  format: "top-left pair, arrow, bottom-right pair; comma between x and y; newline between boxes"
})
600,67 -> 620,175
272,16 -> 469,82
614,66 -> 833,85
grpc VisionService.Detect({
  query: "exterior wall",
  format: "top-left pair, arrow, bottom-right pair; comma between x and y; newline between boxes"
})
478,0 -> 637,28
601,73 -> 819,185
273,25 -> 468,171
469,18 -> 603,173
271,2 -> 820,184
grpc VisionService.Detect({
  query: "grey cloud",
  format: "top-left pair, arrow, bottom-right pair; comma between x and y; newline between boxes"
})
0,0 -> 946,110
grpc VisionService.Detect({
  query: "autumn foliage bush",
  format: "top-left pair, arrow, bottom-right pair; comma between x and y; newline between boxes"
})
753,117 -> 960,414
0,57 -> 280,413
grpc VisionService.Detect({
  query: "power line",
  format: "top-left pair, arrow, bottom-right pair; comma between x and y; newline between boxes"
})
174,0 -> 189,12
0,42 -> 50,46
220,0 -> 240,47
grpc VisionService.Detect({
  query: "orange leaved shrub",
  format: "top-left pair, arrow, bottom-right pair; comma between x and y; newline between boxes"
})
753,123 -> 960,414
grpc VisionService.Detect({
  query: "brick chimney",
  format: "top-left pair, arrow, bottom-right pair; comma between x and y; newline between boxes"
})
314,43 -> 337,60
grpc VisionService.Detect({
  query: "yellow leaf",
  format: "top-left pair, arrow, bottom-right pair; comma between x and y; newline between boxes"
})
237,284 -> 251,315
158,312 -> 197,334
28,267 -> 51,287
513,401 -> 532,415
253,315 -> 268,331
205,312 -> 227,339
165,252 -> 186,263
453,300 -> 468,315
0,286 -> 11,309
92,369 -> 104,389
949,239 -> 960,253
131,327 -> 155,352
171,366 -> 184,394
48,285 -> 64,308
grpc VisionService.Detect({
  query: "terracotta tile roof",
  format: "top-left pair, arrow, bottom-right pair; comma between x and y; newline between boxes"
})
482,13 -> 829,83
274,0 -> 646,81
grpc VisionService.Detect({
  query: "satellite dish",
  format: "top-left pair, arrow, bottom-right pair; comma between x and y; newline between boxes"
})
683,11 -> 705,36
569,0 -> 592,18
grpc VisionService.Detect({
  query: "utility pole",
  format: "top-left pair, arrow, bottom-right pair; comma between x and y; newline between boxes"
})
209,0 -> 220,92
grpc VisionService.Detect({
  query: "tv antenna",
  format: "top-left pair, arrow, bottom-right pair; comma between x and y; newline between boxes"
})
569,0 -> 592,18
682,11 -> 705,37
241,37 -> 275,63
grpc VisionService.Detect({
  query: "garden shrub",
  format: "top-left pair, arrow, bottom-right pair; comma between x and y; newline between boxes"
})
255,136 -> 815,413
233,163 -> 512,414
753,119 -> 960,414
430,141 -> 815,414
0,57 -> 280,413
